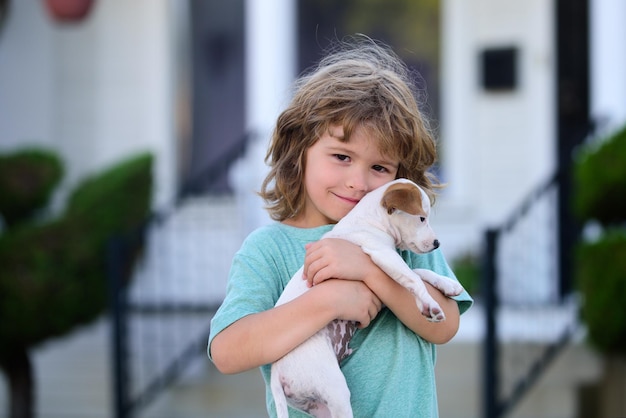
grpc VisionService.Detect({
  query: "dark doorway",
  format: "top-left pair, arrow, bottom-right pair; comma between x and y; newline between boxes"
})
297,0 -> 441,123
186,0 -> 245,194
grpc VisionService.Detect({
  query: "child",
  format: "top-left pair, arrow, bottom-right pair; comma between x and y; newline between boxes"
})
208,36 -> 473,417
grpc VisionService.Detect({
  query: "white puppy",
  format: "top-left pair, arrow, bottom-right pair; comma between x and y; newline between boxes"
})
270,178 -> 464,418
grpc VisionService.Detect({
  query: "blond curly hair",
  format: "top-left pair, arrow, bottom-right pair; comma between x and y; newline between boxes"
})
260,36 -> 440,222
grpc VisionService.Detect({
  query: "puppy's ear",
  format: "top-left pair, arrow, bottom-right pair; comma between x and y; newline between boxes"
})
381,183 -> 425,216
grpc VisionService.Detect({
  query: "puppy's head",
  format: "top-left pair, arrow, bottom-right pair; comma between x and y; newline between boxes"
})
380,181 -> 439,254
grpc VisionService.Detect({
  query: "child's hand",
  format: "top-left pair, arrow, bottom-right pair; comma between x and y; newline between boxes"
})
303,238 -> 375,287
322,279 -> 382,328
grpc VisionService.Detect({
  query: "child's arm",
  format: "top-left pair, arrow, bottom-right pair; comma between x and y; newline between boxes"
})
303,238 -> 460,344
210,278 -> 382,374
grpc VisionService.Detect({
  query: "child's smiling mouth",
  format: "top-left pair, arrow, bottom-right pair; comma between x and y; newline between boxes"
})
333,193 -> 361,205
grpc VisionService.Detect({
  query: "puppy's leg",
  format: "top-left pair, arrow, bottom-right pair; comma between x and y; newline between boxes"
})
414,268 -> 464,297
399,275 -> 447,322
271,362 -> 290,418
275,266 -> 309,305
272,329 -> 353,418
320,381 -> 353,418
365,247 -> 446,322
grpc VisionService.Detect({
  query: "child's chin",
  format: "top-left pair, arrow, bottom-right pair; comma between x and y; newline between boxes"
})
333,211 -> 351,222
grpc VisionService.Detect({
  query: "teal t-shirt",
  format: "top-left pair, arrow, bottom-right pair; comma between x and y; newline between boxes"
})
208,222 -> 473,418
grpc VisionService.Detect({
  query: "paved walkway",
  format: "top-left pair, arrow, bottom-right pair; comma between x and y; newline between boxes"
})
150,332 -> 601,418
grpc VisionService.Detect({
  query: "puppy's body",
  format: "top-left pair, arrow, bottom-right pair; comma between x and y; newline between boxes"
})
271,179 -> 464,418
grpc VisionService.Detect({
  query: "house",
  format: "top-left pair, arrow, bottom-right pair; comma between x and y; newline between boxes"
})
3,0 -> 625,257
1,0 -> 624,417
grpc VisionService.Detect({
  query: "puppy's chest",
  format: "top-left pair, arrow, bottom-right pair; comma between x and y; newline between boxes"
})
326,319 -> 356,362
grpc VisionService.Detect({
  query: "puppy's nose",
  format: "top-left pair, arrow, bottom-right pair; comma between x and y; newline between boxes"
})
433,239 -> 440,249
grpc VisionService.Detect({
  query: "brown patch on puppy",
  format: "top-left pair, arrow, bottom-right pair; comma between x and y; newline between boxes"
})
380,182 -> 425,216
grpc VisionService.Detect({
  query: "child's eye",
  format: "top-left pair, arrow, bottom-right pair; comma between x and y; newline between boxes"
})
334,154 -> 350,162
372,165 -> 388,173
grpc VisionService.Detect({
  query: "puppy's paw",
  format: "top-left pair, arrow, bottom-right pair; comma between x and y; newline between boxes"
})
413,269 -> 464,297
427,306 -> 446,322
420,300 -> 446,322
441,280 -> 464,297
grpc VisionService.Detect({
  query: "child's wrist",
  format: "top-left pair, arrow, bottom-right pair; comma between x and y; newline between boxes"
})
308,280 -> 343,320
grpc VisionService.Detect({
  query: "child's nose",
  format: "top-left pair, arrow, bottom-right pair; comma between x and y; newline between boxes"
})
346,171 -> 368,191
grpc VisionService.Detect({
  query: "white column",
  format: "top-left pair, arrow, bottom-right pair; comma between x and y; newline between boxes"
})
590,0 -> 626,136
440,0 -> 475,203
244,0 -> 296,136
231,0 -> 297,233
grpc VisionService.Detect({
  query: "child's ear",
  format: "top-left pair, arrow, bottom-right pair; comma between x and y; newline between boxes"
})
380,183 -> 425,216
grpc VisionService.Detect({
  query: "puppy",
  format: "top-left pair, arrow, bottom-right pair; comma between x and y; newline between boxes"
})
270,178 -> 464,418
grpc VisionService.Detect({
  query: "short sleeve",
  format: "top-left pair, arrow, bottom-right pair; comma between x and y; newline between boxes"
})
207,235 -> 283,359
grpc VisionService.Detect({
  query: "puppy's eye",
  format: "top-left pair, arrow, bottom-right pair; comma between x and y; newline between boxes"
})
420,217 -> 426,222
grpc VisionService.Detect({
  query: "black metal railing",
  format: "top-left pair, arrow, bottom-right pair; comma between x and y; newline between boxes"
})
482,168 -> 581,418
108,134 -> 252,418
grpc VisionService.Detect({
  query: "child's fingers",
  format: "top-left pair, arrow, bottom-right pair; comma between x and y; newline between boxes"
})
335,281 -> 381,328
302,242 -> 322,281
307,261 -> 333,287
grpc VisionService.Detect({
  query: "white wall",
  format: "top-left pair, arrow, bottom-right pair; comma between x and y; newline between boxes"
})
0,2 -> 55,149
0,1 -> 176,209
590,0 -> 626,137
437,0 -> 555,259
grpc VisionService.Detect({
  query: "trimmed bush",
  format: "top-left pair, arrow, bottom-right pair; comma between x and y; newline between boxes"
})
574,122 -> 626,357
0,150 -> 153,418
576,231 -> 626,356
574,124 -> 626,225
451,252 -> 481,297
0,152 -> 153,351
67,152 -> 153,244
0,149 -> 64,227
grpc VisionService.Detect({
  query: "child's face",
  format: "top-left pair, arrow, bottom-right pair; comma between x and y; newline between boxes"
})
289,123 -> 399,228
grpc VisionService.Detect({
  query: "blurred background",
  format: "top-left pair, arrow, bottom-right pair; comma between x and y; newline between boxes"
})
1,0 -> 625,417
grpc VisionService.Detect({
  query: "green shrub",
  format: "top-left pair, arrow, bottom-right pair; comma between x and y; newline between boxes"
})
574,122 -> 626,357
0,218 -> 100,345
0,152 -> 153,350
0,149 -> 64,227
576,231 -> 626,356
67,152 -> 153,243
451,252 -> 481,297
574,125 -> 626,225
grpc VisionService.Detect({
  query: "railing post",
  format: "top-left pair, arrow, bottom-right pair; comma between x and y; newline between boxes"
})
108,236 -> 130,418
483,228 -> 500,418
